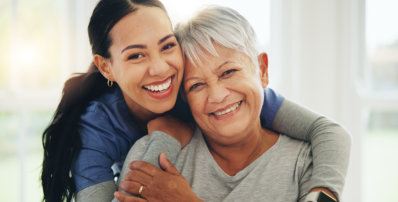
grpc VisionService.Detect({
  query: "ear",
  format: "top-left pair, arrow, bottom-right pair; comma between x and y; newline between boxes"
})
94,54 -> 114,81
257,52 -> 269,88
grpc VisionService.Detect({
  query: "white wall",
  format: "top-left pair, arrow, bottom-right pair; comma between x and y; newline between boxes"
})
271,0 -> 363,201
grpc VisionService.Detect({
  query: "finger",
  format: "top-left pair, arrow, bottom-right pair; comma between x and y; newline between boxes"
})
114,191 -> 146,202
129,161 -> 161,177
124,170 -> 152,185
118,180 -> 143,195
159,152 -> 179,175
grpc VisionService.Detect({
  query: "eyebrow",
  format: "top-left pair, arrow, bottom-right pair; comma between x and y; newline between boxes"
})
184,61 -> 231,83
121,34 -> 175,54
158,34 -> 174,45
216,61 -> 230,71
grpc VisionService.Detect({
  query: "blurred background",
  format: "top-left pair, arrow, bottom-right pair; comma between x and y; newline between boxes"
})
0,0 -> 397,201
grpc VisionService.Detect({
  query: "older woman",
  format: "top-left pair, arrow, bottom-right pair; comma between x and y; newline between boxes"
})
114,6 -> 344,202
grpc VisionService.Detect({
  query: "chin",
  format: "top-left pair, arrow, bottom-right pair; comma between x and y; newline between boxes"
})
215,124 -> 250,138
151,101 -> 175,114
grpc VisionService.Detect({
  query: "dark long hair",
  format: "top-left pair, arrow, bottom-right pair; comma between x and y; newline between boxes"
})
41,0 -> 166,201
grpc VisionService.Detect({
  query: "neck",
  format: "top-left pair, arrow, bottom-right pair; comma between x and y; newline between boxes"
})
206,125 -> 278,176
122,94 -> 159,133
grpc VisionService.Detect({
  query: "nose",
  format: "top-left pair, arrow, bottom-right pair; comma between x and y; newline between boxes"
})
148,55 -> 169,76
208,83 -> 230,103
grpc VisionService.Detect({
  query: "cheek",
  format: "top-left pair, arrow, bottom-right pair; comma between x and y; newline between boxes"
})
187,93 -> 204,114
249,84 -> 265,115
171,51 -> 184,70
119,65 -> 146,87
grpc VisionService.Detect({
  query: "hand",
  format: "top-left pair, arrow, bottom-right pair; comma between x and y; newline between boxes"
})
147,115 -> 194,147
115,153 -> 203,202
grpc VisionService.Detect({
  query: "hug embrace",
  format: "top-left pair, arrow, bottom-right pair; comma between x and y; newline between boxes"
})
41,0 -> 351,202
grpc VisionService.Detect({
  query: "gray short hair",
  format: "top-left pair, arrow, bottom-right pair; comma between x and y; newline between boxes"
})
174,6 -> 259,68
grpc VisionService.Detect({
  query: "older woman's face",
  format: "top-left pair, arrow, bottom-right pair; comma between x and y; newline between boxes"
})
183,43 -> 268,144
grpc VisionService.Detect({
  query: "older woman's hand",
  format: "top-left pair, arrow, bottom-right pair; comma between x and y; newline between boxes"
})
147,115 -> 194,147
115,153 -> 203,202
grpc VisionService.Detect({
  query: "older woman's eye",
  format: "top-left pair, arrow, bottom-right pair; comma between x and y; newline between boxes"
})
128,53 -> 144,60
189,83 -> 204,91
221,69 -> 238,78
162,43 -> 176,51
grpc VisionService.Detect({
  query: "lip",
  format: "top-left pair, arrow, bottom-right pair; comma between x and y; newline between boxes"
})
144,75 -> 173,86
210,100 -> 242,120
143,75 -> 175,99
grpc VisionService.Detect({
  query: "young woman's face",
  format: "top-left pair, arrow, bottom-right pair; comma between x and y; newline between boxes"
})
105,6 -> 183,118
183,43 -> 267,145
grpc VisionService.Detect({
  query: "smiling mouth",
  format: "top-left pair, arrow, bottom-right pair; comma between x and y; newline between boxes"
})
211,101 -> 242,116
142,76 -> 173,92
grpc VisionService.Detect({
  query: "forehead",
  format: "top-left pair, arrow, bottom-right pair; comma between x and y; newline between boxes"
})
184,44 -> 254,77
109,6 -> 173,47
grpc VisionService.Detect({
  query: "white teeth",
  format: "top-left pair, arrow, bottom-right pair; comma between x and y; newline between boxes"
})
144,77 -> 172,92
213,101 -> 242,116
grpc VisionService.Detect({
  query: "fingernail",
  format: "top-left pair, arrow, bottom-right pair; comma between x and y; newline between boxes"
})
129,161 -> 138,168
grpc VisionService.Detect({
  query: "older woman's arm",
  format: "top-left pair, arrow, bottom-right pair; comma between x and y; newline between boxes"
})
271,98 -> 351,200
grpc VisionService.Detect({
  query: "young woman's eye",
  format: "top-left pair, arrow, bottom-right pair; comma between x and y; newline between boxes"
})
128,53 -> 144,60
162,43 -> 176,51
189,83 -> 204,91
221,69 -> 238,78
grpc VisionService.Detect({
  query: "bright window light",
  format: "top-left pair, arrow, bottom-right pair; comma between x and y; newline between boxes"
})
10,42 -> 41,69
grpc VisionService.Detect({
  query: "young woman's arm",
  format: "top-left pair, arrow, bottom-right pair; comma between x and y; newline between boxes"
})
75,181 -> 116,202
76,131 -> 181,202
263,88 -> 351,200
73,95 -> 145,202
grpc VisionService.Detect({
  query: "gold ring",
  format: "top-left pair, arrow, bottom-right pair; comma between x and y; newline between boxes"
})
138,185 -> 144,196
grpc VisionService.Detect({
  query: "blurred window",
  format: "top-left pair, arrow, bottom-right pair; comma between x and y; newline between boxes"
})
362,0 -> 398,202
0,0 -> 94,201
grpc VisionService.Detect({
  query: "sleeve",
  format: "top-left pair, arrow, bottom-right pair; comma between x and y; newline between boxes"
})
141,131 -> 182,168
297,145 -> 314,202
75,181 -> 116,202
72,146 -> 115,192
72,105 -> 126,193
118,132 -> 181,184
272,99 -> 351,200
260,88 -> 285,129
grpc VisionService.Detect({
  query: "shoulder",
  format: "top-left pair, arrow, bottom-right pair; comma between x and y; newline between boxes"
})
121,135 -> 151,164
279,135 -> 312,178
131,135 -> 152,151
84,87 -> 126,114
269,135 -> 312,178
277,135 -> 312,160
78,87 -> 142,159
177,127 -> 206,156
80,86 -> 140,138
260,88 -> 285,128
263,87 -> 285,102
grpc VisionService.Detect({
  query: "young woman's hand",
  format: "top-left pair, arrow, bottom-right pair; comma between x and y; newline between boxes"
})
114,153 -> 203,202
147,115 -> 194,147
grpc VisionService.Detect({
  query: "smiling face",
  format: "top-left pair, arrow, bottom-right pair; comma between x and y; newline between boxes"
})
95,6 -> 184,121
183,43 -> 268,145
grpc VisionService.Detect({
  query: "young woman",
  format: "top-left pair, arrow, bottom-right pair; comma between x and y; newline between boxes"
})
41,0 -> 350,201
